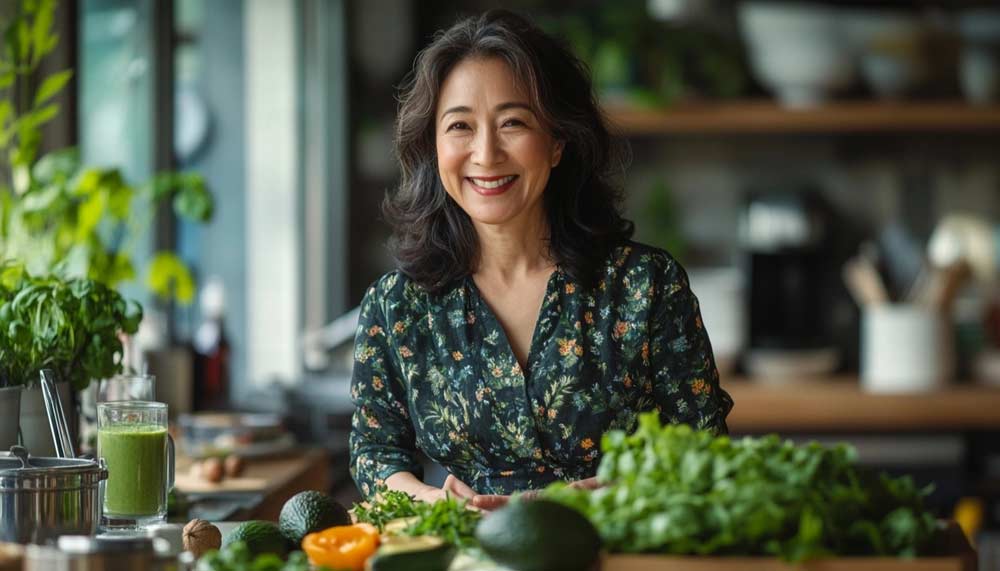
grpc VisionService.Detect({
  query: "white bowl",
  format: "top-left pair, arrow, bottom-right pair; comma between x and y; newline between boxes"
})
739,1 -> 855,108
842,9 -> 929,99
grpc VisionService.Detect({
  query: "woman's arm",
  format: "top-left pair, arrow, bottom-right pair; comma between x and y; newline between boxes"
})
349,280 -> 426,499
647,255 -> 733,434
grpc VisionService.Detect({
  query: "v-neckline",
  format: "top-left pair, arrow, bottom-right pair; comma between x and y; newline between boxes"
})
467,268 -> 561,379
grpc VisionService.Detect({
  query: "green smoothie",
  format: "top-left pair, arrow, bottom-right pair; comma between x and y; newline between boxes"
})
98,424 -> 167,516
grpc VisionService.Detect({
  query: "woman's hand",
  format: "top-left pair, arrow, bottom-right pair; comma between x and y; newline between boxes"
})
470,477 -> 602,511
410,474 -> 478,504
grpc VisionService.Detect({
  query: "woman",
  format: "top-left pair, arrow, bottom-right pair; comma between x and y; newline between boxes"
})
350,10 -> 732,507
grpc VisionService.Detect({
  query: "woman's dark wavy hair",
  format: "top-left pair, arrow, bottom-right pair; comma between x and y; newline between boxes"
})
383,9 -> 634,293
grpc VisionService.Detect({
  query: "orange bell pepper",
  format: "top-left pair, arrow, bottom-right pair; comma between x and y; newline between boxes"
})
301,523 -> 380,571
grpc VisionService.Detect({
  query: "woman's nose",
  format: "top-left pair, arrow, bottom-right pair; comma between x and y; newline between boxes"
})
472,129 -> 505,166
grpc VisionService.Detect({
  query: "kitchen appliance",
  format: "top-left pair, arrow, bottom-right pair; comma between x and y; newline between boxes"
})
0,445 -> 108,544
740,189 -> 847,380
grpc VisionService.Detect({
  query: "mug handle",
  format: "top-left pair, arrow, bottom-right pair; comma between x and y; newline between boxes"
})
166,434 -> 175,489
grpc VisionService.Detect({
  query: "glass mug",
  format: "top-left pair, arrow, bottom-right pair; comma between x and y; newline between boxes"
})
97,401 -> 174,530
98,374 -> 156,403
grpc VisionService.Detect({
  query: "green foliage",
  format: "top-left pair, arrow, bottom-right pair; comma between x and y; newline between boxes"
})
543,413 -> 941,562
0,0 -> 213,304
353,487 -> 482,550
537,1 -> 748,106
0,261 -> 141,389
195,543 -> 327,571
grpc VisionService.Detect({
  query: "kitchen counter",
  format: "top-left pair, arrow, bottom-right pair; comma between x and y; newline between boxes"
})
725,376 -> 1000,432
175,447 -> 330,521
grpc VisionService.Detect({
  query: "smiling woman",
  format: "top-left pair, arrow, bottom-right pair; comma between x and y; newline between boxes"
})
350,9 -> 733,507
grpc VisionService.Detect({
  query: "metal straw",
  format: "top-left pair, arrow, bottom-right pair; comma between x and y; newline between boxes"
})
40,369 -> 75,458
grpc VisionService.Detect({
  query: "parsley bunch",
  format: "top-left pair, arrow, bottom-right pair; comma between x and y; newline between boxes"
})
353,488 -> 481,550
544,412 -> 940,562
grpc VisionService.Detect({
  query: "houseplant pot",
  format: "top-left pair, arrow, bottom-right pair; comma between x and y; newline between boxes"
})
0,386 -> 22,450
18,381 -> 76,458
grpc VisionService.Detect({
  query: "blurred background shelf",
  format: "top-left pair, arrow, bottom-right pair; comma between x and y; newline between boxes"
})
606,101 -> 1000,135
724,376 -> 1000,432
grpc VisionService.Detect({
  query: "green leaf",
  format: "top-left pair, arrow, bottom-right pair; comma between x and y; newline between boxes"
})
30,0 -> 56,64
108,182 -> 134,220
0,71 -> 13,90
32,148 -> 79,183
18,102 -> 59,130
75,188 -> 108,240
172,174 -> 214,221
34,69 -> 73,106
145,252 -> 195,304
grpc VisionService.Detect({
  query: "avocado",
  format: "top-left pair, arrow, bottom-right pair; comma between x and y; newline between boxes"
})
475,499 -> 601,571
366,535 -> 455,571
222,520 -> 289,558
278,490 -> 352,545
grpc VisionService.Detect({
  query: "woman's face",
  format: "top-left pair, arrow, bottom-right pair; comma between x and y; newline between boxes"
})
435,57 -> 564,229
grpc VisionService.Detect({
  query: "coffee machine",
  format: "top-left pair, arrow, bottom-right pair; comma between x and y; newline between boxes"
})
739,189 -> 848,379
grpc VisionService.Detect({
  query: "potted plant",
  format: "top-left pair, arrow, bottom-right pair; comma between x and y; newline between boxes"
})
0,0 -> 212,452
0,263 -> 142,456
0,263 -> 141,452
0,0 -> 213,304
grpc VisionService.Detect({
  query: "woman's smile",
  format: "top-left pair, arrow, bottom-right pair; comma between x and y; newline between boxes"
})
467,175 -> 519,196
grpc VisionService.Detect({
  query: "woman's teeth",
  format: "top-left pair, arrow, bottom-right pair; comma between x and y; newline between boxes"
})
470,175 -> 516,189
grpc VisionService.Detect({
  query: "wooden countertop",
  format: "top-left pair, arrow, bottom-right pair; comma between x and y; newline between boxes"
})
175,447 -> 330,521
724,376 -> 1000,432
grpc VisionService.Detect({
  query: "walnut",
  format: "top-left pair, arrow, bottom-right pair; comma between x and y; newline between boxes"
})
224,454 -> 245,478
182,519 -> 221,559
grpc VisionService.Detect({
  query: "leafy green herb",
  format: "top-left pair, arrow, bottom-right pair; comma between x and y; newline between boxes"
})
195,542 -> 328,571
404,494 -> 482,551
543,412 -> 940,562
353,487 -> 482,550
0,264 -> 141,389
351,488 -> 421,531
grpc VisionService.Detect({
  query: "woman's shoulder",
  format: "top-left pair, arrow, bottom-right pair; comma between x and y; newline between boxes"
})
362,269 -> 463,314
602,240 -> 688,285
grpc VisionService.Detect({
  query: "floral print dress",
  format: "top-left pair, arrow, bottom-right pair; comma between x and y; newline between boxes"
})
349,241 -> 733,498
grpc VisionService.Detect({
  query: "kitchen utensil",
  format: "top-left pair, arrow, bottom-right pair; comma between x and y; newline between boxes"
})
919,260 -> 973,313
842,256 -> 890,306
0,445 -> 108,544
39,369 -> 74,459
878,221 -> 924,301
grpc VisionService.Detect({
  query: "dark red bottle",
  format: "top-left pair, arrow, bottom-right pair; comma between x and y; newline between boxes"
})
193,277 -> 230,411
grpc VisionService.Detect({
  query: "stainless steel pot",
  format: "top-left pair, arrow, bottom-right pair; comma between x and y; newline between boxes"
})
0,445 -> 107,544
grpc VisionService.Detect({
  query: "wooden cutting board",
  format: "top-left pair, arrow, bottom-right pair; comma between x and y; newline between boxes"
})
0,543 -> 23,571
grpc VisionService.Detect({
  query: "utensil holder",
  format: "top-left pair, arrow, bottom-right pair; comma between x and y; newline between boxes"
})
861,304 -> 954,393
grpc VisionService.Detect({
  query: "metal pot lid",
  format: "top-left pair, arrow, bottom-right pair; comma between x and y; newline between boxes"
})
0,445 -> 107,489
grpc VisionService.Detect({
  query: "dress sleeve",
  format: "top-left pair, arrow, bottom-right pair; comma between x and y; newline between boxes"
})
349,280 -> 423,499
648,256 -> 734,435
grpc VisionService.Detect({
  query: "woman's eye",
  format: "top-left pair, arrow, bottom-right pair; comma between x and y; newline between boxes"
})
502,118 -> 525,128
446,121 -> 470,132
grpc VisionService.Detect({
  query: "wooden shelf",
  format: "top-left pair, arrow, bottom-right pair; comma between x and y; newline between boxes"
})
606,101 -> 1000,135
723,376 -> 1000,432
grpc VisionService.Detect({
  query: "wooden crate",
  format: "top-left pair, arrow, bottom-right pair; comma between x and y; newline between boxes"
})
602,524 -> 977,571
603,554 -> 970,571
